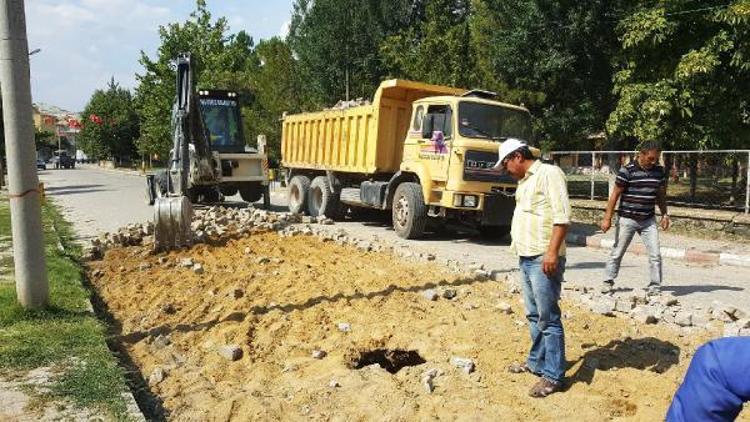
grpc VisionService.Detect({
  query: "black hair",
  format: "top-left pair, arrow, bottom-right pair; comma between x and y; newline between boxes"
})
509,146 -> 534,161
638,140 -> 662,153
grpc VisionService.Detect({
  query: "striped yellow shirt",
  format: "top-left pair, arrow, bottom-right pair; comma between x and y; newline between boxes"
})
510,160 -> 572,257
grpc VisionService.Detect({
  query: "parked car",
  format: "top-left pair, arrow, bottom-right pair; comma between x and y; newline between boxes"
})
50,150 -> 75,169
36,159 -> 46,170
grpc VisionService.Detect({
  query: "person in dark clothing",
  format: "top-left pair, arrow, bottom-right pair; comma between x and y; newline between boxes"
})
667,337 -> 750,421
600,141 -> 670,296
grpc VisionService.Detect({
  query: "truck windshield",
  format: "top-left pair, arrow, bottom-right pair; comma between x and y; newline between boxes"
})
458,102 -> 532,142
199,98 -> 244,149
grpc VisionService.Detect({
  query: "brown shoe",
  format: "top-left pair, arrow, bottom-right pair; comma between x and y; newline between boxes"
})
528,378 -> 563,398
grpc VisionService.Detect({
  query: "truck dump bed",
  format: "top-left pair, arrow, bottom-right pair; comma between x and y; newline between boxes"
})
281,79 -> 465,174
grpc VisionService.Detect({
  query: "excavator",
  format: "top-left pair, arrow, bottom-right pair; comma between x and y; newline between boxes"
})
146,53 -> 270,250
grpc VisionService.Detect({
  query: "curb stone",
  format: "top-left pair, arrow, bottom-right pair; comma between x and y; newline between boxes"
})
566,233 -> 750,268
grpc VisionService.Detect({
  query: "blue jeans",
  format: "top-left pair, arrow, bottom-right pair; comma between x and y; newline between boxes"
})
519,255 -> 566,383
604,216 -> 662,288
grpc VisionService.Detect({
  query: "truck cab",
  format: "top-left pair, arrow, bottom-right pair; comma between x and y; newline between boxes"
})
399,93 -> 533,237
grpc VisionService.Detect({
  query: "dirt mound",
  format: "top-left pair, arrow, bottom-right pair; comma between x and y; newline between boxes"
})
89,231 -> 740,421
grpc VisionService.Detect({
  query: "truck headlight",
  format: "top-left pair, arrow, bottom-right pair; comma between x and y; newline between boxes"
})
463,195 -> 477,208
453,194 -> 463,207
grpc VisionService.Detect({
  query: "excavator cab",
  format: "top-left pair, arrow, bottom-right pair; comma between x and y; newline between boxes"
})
198,90 -> 247,154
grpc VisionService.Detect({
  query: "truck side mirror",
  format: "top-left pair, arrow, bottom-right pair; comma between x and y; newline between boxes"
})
421,115 -> 434,139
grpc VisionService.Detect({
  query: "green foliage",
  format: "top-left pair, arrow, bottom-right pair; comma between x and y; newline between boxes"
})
243,38 -> 303,164
134,0 -> 256,159
78,78 -> 139,160
381,0 -> 477,88
608,1 -> 750,150
289,0 -> 415,106
128,0 -> 749,157
34,128 -> 55,150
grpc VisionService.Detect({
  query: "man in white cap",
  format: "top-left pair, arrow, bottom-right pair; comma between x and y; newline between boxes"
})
495,138 -> 572,398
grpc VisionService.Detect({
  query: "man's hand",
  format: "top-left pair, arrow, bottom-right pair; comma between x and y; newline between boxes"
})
600,217 -> 612,233
660,215 -> 671,231
543,251 -> 559,277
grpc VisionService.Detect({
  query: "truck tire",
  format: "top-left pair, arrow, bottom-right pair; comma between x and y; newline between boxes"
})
308,176 -> 340,218
479,225 -> 511,241
392,182 -> 427,239
221,186 -> 239,197
288,175 -> 311,215
239,184 -> 263,203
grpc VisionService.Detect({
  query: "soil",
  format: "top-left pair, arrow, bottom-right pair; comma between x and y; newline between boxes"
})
89,231 -> 746,421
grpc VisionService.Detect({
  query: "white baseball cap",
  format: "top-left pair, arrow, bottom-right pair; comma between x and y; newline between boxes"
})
495,138 -> 527,168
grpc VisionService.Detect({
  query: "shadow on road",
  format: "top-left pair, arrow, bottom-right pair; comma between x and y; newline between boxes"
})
662,284 -> 744,296
45,184 -> 108,196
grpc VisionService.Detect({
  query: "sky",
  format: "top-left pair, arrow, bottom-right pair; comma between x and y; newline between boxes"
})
26,0 -> 296,112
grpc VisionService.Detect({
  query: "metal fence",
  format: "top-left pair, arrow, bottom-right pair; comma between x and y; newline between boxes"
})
546,150 -> 750,214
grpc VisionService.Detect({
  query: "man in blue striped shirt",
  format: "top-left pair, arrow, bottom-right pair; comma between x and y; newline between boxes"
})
600,141 -> 670,295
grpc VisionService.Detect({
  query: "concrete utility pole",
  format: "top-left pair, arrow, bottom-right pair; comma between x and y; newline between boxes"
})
0,0 -> 49,309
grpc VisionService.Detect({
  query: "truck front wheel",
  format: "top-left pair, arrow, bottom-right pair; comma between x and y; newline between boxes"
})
288,175 -> 311,215
239,184 -> 263,203
392,182 -> 427,239
479,225 -> 511,241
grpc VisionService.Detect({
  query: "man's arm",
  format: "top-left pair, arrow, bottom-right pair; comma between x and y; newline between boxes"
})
601,185 -> 625,233
543,168 -> 572,277
656,185 -> 670,230
602,166 -> 629,232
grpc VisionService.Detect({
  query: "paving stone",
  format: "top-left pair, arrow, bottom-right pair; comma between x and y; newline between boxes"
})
422,289 -> 439,301
496,302 -> 513,314
675,311 -> 693,327
218,345 -> 243,361
631,306 -> 658,324
442,289 -> 457,300
450,357 -> 475,374
591,297 -> 617,316
148,367 -> 166,386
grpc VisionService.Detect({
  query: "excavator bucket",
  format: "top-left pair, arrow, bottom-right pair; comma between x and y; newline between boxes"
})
153,196 -> 193,251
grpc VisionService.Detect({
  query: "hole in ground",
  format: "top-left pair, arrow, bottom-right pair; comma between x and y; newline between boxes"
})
351,349 -> 426,374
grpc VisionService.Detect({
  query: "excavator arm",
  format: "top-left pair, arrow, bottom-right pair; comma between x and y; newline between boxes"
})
153,53 -> 217,251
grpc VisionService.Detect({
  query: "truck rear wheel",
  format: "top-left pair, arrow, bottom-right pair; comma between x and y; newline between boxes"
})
308,176 -> 340,218
392,182 -> 427,239
288,175 -> 311,215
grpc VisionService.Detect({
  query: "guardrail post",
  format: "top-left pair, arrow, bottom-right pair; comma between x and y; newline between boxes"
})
745,151 -> 749,214
590,152 -> 596,200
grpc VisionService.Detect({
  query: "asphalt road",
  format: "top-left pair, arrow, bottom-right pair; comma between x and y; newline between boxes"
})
39,166 -> 750,315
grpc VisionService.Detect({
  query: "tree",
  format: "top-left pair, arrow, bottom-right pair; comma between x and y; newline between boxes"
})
288,0 -> 416,106
607,1 -> 750,151
135,0 -> 256,159
78,78 -> 139,161
243,38 -> 305,164
380,0 -> 477,88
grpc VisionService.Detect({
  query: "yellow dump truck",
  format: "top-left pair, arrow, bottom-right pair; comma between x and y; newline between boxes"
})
281,79 -> 533,239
